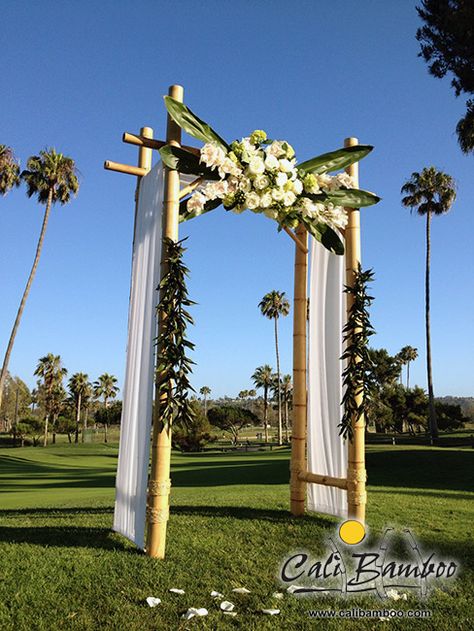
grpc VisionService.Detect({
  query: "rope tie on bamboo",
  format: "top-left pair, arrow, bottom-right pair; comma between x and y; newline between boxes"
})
148,479 -> 171,496
347,490 -> 367,506
146,506 -> 169,524
347,468 -> 367,483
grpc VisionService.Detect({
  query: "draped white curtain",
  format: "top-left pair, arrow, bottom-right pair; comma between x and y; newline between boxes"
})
113,163 -> 165,548
307,237 -> 348,518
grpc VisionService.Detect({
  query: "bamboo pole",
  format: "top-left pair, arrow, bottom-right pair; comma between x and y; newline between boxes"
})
146,85 -> 183,558
179,176 -> 203,200
283,226 -> 309,254
123,132 -> 200,157
298,471 -> 348,490
344,136 -> 367,523
104,160 -> 148,177
290,223 -> 308,515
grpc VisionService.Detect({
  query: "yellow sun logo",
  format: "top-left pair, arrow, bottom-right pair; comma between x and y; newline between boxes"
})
339,520 -> 366,545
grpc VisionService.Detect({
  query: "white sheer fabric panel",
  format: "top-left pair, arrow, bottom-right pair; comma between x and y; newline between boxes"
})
307,237 -> 348,518
113,163 -> 165,548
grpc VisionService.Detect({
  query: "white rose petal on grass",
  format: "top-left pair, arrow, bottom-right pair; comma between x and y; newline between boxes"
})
223,611 -> 237,617
231,587 -> 251,594
272,592 -> 284,600
262,609 -> 280,615
220,601 -> 235,612
169,588 -> 185,595
211,591 -> 224,599
145,596 -> 161,607
181,608 -> 208,620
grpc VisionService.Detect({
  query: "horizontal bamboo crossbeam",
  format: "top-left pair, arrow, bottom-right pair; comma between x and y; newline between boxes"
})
283,226 -> 308,254
104,160 -> 147,177
179,177 -> 203,199
123,132 -> 201,157
298,471 -> 348,490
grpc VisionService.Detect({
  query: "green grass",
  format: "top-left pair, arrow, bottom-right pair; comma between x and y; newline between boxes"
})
0,444 -> 473,630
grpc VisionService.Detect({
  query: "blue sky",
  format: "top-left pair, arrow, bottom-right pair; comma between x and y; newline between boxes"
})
1,0 -> 473,397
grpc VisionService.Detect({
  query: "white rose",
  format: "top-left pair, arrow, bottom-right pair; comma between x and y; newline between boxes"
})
254,175 -> 270,190
272,188 -> 285,202
239,177 -> 252,193
275,172 -> 288,187
219,157 -> 242,178
248,157 -> 265,176
279,159 -> 293,173
267,141 -> 285,157
245,192 -> 260,210
260,192 -> 273,208
264,154 -> 279,170
283,191 -> 296,207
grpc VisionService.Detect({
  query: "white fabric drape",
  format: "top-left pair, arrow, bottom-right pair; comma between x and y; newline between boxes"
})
113,163 -> 165,548
307,237 -> 348,518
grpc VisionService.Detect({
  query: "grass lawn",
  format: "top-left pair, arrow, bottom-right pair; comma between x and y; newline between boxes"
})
0,443 -> 473,630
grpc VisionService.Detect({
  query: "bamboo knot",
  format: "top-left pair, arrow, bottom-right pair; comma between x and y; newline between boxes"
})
146,506 -> 169,524
148,479 -> 171,496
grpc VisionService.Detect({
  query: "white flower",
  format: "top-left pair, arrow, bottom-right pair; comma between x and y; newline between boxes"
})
220,601 -> 235,612
283,191 -> 296,207
335,172 -> 355,189
299,198 -> 320,219
260,192 -> 273,208
264,208 -> 279,219
272,188 -> 285,202
239,177 -> 252,193
292,179 -> 303,195
187,193 -> 206,215
203,181 -> 228,200
200,143 -> 226,169
146,597 -> 161,607
317,173 -> 334,191
227,176 -> 239,193
267,141 -> 285,157
248,157 -> 266,176
264,154 -> 279,170
219,157 -> 241,178
254,175 -> 270,190
245,192 -> 260,210
275,172 -> 288,187
279,158 -> 293,173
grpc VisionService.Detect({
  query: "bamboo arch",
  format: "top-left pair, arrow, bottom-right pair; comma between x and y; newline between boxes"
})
105,84 -> 366,559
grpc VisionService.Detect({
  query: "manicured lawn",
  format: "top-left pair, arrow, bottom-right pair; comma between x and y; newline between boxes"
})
0,443 -> 472,630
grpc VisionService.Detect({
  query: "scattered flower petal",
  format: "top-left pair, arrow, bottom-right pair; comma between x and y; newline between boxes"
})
211,591 -> 224,599
146,596 -> 161,607
181,607 -> 208,620
262,608 -> 280,615
220,601 -> 235,612
232,587 -> 251,594
223,611 -> 237,617
169,588 -> 185,595
386,588 -> 402,601
272,592 -> 284,600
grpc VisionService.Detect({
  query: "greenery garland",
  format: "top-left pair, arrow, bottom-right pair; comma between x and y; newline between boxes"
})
339,265 -> 375,441
155,238 -> 195,430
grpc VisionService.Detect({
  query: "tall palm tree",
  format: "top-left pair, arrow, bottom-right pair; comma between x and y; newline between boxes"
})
200,386 -> 211,415
252,364 -> 274,443
0,149 -> 79,410
0,145 -> 20,195
401,167 -> 456,439
81,381 -> 94,437
398,346 -> 418,389
68,373 -> 89,444
34,354 -> 67,446
259,291 -> 290,445
281,374 -> 293,443
94,373 -> 119,443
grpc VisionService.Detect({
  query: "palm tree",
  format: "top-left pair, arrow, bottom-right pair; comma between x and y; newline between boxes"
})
0,149 -> 79,410
401,167 -> 456,439
398,346 -> 418,389
81,381 -> 94,437
281,374 -> 293,442
94,373 -> 119,443
252,365 -> 274,443
0,145 -> 20,195
200,386 -> 211,415
68,373 -> 89,444
34,354 -> 67,446
259,291 -> 290,445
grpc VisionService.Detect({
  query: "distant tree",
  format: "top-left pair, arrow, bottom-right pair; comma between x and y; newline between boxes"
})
34,354 -> 67,446
251,364 -> 274,443
435,401 -> 467,430
199,386 -> 211,415
68,372 -> 89,444
56,415 -> 76,443
0,149 -> 79,410
402,167 -> 456,439
368,348 -> 402,389
397,346 -> 419,388
173,401 -> 215,452
0,373 -> 31,431
416,0 -> 474,153
94,399 -> 121,444
207,405 -> 259,445
16,417 -> 43,447
0,145 -> 20,195
281,374 -> 293,442
259,290 -> 290,445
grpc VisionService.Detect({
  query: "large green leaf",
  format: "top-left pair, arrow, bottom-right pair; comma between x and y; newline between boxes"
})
179,196 -> 222,222
159,145 -> 220,180
298,145 -> 373,175
309,188 -> 381,208
164,97 -> 229,150
303,218 -> 345,255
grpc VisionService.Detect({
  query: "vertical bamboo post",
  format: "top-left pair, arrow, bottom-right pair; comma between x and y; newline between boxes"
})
132,127 -> 154,239
146,84 -> 183,558
290,224 -> 308,515
344,136 -> 367,523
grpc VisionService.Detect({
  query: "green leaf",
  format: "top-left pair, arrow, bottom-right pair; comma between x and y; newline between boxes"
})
304,219 -> 345,255
159,145 -> 220,180
309,188 -> 381,208
298,145 -> 373,174
179,196 -> 222,222
164,96 -> 229,150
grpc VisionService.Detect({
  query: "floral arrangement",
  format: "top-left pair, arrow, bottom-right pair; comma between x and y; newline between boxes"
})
160,97 -> 380,255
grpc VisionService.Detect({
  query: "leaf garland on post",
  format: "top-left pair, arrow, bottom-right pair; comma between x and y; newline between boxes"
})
155,238 -> 196,430
339,266 -> 375,441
